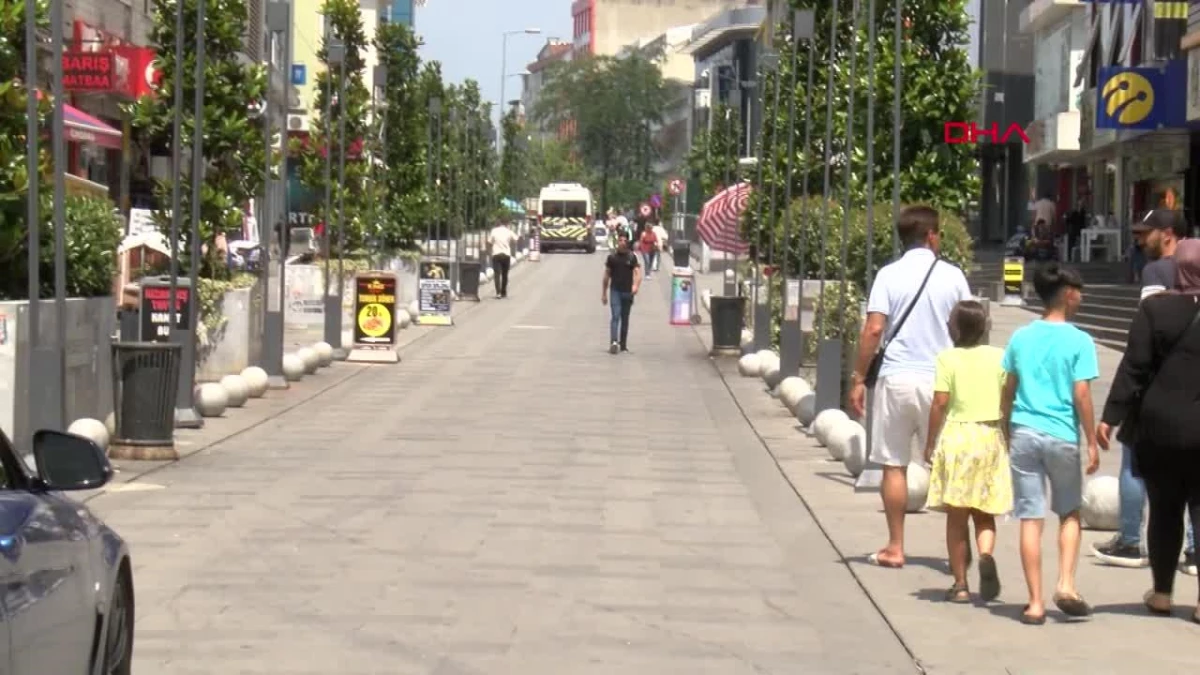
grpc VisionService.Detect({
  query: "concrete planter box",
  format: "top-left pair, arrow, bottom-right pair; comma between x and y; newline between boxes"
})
197,283 -> 264,382
284,264 -> 356,329
0,297 -> 116,451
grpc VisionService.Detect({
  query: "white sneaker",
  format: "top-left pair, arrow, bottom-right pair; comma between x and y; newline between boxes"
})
609,342 -> 619,354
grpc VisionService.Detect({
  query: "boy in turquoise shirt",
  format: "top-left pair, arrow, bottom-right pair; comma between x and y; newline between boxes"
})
1001,263 -> 1100,624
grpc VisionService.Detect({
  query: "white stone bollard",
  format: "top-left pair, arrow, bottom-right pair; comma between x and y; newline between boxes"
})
397,309 -> 412,329
906,462 -> 930,513
297,347 -> 319,374
282,353 -> 305,382
407,300 -> 419,318
812,408 -> 850,446
195,382 -> 228,418
241,366 -> 269,398
795,393 -> 817,426
737,353 -> 762,378
1082,476 -> 1120,531
219,374 -> 250,408
827,418 -> 865,463
104,412 -> 116,436
701,289 -> 713,312
486,268 -> 495,280
67,418 -> 109,451
761,358 -> 783,390
841,423 -> 870,476
725,269 -> 735,281
313,342 -> 334,367
778,377 -> 811,412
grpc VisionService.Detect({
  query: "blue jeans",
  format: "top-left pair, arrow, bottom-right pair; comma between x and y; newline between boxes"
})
609,290 -> 633,346
1120,443 -> 1194,552
642,250 -> 657,272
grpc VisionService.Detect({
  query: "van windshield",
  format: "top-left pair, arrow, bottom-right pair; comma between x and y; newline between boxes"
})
542,200 -> 588,219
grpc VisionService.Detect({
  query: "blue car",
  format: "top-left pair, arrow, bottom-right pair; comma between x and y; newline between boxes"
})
0,428 -> 133,674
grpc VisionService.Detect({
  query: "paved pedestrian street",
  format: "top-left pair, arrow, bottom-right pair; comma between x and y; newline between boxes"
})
86,255 -> 918,675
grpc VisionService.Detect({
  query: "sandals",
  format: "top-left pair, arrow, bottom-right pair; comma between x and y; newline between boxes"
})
1144,590 -> 1172,616
1020,605 -> 1046,625
866,552 -> 904,569
978,554 -> 1001,602
945,584 -> 971,603
1053,592 -> 1093,617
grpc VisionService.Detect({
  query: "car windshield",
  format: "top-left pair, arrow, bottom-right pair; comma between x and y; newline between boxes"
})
594,226 -> 607,236
542,201 -> 588,219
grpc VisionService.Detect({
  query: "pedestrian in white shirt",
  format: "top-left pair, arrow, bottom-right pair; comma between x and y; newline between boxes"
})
849,205 -> 972,569
652,221 -> 669,271
487,217 -> 518,299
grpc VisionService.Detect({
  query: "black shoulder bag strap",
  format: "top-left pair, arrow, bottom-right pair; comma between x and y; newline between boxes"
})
864,257 -> 940,387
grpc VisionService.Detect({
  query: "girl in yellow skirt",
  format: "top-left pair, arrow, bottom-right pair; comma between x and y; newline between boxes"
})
923,299 -> 1013,604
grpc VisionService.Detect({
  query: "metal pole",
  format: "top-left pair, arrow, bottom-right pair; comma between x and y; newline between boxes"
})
816,0 -> 842,342
796,23 -> 816,364
261,0 -> 288,386
892,0 -> 903,252
334,53 -> 347,354
24,0 -> 49,443
177,0 -> 207,428
837,0 -> 863,323
779,13 -> 806,377
426,98 -> 438,252
764,46 -> 783,350
865,0 -> 878,289
260,30 -> 274,365
321,42 -> 336,347
47,0 -> 68,429
498,33 -> 508,157
167,0 -> 186,411
750,58 -> 770,350
722,93 -> 736,297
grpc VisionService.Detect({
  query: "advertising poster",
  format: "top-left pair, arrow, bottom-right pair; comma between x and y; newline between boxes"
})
418,260 -> 453,326
670,271 -> 694,326
139,282 -> 191,342
352,272 -> 397,347
1002,257 -> 1025,305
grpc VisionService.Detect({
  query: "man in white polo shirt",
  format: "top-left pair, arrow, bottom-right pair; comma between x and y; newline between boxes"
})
850,205 -> 972,568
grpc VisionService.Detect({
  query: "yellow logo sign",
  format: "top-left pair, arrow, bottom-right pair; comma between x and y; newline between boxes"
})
425,264 -> 445,279
366,279 -> 385,293
357,303 -> 392,338
1101,71 -> 1154,125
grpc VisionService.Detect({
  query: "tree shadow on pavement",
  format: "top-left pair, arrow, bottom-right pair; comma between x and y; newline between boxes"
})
815,471 -> 856,487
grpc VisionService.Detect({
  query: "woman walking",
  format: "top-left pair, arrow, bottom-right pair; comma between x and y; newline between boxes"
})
1099,239 -> 1200,619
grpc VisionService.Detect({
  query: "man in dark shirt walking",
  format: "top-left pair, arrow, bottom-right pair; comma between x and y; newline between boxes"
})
1094,208 -> 1196,572
602,233 -> 642,354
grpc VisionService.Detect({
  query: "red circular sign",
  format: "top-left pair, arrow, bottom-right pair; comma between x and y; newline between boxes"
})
639,203 -> 652,217
668,178 -> 684,196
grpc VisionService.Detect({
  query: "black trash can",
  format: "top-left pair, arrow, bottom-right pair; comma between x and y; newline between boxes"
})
458,261 -> 482,301
110,342 -> 181,454
672,240 -> 691,268
710,296 -> 745,353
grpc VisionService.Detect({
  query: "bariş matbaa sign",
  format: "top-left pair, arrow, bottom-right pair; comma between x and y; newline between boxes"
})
352,272 -> 397,347
418,260 -> 453,326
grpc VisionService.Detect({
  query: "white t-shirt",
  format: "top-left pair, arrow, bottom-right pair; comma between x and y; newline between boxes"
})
866,247 -> 971,380
488,225 -> 517,257
652,224 -> 669,249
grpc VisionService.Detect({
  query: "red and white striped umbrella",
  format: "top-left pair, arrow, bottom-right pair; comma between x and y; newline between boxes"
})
696,182 -> 751,255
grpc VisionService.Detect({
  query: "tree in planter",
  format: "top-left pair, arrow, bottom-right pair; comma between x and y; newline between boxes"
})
293,0 -> 372,256
374,19 -> 426,251
499,107 -> 531,200
129,0 -> 267,280
684,102 -> 741,199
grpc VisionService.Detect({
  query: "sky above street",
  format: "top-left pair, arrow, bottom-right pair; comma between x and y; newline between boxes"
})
415,0 -> 572,129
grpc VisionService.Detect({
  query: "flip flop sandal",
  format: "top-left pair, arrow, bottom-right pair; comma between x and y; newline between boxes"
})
1143,590 -> 1172,616
945,584 -> 971,603
1020,606 -> 1046,625
1053,592 -> 1093,617
866,552 -> 903,569
978,554 -> 1001,602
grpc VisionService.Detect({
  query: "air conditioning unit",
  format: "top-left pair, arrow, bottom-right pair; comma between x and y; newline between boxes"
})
287,114 -> 309,132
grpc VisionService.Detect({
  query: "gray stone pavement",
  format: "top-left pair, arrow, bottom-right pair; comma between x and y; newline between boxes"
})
692,270 -> 1198,673
85,255 -> 919,674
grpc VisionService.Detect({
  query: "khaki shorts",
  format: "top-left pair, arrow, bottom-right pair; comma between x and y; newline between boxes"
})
869,374 -> 934,467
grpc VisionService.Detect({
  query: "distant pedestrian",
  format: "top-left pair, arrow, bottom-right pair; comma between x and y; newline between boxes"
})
850,205 -> 971,570
488,217 -> 518,299
1002,263 -> 1099,624
638,226 -> 659,279
1094,208 -> 1196,571
602,232 -> 642,354
652,220 -> 669,271
924,300 -> 1011,604
1099,239 -> 1200,618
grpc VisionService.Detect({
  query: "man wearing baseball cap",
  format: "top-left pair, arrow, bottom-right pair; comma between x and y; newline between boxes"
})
1093,207 -> 1195,572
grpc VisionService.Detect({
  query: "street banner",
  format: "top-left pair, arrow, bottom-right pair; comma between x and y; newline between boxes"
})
418,259 -> 453,326
351,271 -> 397,347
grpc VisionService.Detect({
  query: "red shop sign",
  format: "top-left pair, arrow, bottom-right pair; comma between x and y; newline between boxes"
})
63,52 -> 114,92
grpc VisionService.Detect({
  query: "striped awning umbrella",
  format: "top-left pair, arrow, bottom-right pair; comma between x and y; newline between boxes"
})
696,182 -> 751,255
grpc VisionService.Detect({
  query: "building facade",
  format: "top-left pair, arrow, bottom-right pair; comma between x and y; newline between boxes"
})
521,39 -> 573,141
571,0 -> 751,57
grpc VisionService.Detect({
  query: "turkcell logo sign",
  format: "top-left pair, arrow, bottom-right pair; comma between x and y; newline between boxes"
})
1096,61 -> 1187,130
943,122 -> 1030,145
291,64 -> 307,86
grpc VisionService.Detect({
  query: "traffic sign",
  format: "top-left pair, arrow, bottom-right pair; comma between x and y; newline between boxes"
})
668,178 -> 684,196
639,203 -> 652,218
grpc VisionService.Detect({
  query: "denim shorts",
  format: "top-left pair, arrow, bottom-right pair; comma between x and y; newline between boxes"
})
1009,425 -> 1083,519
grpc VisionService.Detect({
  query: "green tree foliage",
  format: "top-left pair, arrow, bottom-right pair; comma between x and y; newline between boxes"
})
685,103 -> 742,198
533,52 -> 667,213
375,20 -> 427,251
748,0 -> 980,277
292,0 -> 372,255
499,107 -> 532,200
129,0 -> 267,279
526,136 -> 589,190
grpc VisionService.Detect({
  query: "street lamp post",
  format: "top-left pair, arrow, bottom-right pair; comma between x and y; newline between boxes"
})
374,64 -> 387,270
427,97 -> 441,255
498,28 -> 540,157
323,41 -> 344,355
262,0 -> 292,389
